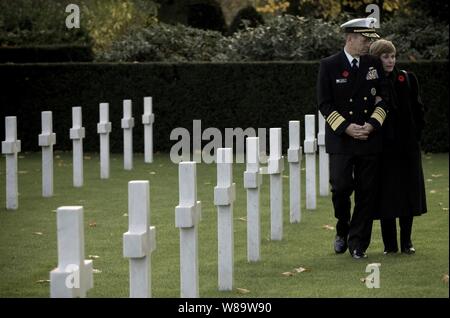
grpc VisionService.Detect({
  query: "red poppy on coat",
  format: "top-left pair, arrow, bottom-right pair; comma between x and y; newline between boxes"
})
342,70 -> 349,78
398,75 -> 405,82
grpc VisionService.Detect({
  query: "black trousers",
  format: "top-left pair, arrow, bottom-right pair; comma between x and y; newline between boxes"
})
380,217 -> 414,251
329,153 -> 379,253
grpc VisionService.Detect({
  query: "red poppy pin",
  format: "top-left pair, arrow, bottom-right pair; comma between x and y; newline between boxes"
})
398,75 -> 405,82
342,70 -> 349,78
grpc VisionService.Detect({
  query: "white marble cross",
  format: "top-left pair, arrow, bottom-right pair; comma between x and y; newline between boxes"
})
142,97 -> 154,163
123,181 -> 156,298
268,128 -> 284,240
175,162 -> 202,298
50,206 -> 93,298
97,103 -> 111,179
214,148 -> 236,291
304,115 -> 317,210
1,116 -> 21,210
39,111 -> 56,197
288,121 -> 302,223
70,107 -> 85,187
318,112 -> 329,196
122,100 -> 135,170
244,137 -> 262,262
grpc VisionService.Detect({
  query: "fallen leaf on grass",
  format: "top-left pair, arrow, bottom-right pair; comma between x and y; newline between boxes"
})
149,171 -> 156,175
322,224 -> 335,230
123,213 -> 128,217
294,266 -> 311,273
442,274 -> 449,283
237,217 -> 247,222
431,174 -> 443,178
88,255 -> 100,259
93,269 -> 102,274
33,232 -> 43,236
36,279 -> 50,284
360,278 -> 366,283
282,272 -> 295,276
426,179 -> 433,182
52,209 -> 57,213
429,190 -> 437,194
89,221 -> 97,228
236,288 -> 250,294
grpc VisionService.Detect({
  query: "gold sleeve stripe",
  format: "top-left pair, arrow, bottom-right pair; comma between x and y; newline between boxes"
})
327,114 -> 340,127
326,111 -> 346,131
327,111 -> 340,125
374,106 -> 386,117
331,115 -> 346,131
371,106 -> 386,125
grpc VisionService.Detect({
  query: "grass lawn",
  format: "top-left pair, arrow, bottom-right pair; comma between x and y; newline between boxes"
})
0,151 -> 448,298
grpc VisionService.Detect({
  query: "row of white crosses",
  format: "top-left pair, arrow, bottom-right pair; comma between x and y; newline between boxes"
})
1,97 -> 155,209
47,114 -> 329,298
50,180 -> 157,298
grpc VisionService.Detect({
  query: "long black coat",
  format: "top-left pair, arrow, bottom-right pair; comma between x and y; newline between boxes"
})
376,67 -> 428,218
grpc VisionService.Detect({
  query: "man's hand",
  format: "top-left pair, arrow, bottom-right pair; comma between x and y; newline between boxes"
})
345,123 -> 369,140
362,122 -> 374,134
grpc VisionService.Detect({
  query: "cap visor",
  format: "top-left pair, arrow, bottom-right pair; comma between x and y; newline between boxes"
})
362,32 -> 380,38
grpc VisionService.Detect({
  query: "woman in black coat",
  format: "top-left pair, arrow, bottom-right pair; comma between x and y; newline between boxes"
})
369,39 -> 427,254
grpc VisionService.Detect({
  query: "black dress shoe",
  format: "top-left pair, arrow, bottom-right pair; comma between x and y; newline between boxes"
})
351,249 -> 368,259
401,246 -> 416,254
334,235 -> 348,254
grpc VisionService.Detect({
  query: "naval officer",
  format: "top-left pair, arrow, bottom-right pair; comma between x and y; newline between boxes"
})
316,17 -> 389,259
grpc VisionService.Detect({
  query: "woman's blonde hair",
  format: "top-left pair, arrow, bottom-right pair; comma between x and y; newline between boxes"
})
369,39 -> 396,57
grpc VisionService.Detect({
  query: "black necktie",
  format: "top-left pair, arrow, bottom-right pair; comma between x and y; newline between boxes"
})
351,58 -> 359,72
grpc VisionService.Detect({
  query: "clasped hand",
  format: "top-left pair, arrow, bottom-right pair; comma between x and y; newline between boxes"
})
345,123 -> 374,140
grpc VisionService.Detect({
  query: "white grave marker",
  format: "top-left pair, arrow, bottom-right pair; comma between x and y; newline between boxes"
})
304,115 -> 317,210
39,111 -> 56,197
318,112 -> 329,196
244,137 -> 262,262
175,162 -> 201,298
288,121 -> 302,223
123,181 -> 156,298
142,97 -> 155,163
214,148 -> 236,291
122,99 -> 134,170
97,103 -> 111,179
2,116 -> 21,210
70,107 -> 85,187
268,128 -> 284,240
50,206 -> 93,298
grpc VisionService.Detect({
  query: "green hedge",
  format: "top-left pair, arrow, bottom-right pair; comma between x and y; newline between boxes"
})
0,61 -> 447,154
0,45 -> 94,63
